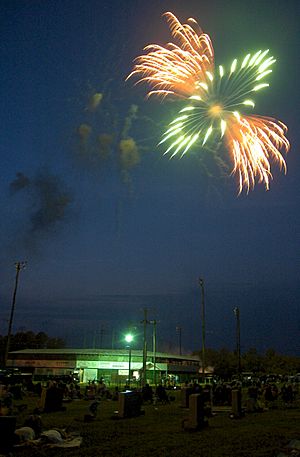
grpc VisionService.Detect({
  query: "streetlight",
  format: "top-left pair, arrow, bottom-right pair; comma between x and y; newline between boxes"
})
199,278 -> 205,378
125,333 -> 134,388
149,320 -> 157,388
233,307 -> 241,375
141,308 -> 149,387
176,325 -> 182,355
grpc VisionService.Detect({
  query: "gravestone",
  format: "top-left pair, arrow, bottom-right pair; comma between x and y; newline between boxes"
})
0,416 -> 17,451
182,394 -> 208,431
44,384 -> 64,412
0,384 -> 5,397
231,389 -> 242,418
116,391 -> 143,418
39,387 -> 47,411
181,387 -> 193,408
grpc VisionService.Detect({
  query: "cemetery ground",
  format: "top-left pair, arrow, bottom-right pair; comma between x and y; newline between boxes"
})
8,391 -> 300,457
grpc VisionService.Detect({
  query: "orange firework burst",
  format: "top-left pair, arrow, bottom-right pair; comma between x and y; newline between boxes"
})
127,12 -> 214,99
127,12 -> 290,194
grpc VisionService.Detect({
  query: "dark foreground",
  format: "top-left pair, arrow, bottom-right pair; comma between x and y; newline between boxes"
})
3,393 -> 300,457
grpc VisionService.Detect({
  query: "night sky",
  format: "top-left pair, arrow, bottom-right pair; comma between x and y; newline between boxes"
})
0,0 -> 299,356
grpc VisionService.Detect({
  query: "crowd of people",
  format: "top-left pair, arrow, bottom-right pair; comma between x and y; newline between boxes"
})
210,379 -> 299,410
0,373 -> 299,418
83,380 -> 173,405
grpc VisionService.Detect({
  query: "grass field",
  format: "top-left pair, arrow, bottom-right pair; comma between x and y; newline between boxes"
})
8,391 -> 300,457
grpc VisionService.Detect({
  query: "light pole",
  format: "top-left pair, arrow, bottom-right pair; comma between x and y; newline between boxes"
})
125,333 -> 133,388
199,278 -> 205,378
149,320 -> 157,388
233,307 -> 241,375
141,308 -> 149,387
4,261 -> 26,367
176,326 -> 182,355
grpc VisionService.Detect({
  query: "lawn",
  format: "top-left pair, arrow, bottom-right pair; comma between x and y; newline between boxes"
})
8,391 -> 300,457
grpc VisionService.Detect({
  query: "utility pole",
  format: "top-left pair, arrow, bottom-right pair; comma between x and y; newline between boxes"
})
149,319 -> 157,387
111,328 -> 115,349
199,278 -> 205,378
176,326 -> 182,355
4,261 -> 27,367
100,324 -> 105,348
233,307 -> 241,375
141,308 -> 149,387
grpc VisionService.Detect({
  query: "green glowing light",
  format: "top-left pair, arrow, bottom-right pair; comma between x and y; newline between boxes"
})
206,71 -> 214,81
220,119 -> 227,137
243,100 -> 255,107
164,135 -> 185,154
255,69 -> 272,81
255,49 -> 269,66
203,126 -> 213,145
198,82 -> 208,90
233,111 -> 241,121
249,50 -> 262,66
189,95 -> 202,101
180,106 -> 195,112
230,59 -> 237,73
125,334 -> 134,343
181,133 -> 199,156
170,135 -> 191,157
159,127 -> 182,143
241,53 -> 251,68
170,115 -> 188,124
259,57 -> 276,72
253,83 -> 269,91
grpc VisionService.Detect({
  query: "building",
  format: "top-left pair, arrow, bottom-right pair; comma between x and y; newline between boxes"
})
8,348 -> 201,385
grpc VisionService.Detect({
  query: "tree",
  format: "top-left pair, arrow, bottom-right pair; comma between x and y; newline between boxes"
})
46,337 -> 66,349
242,348 -> 263,374
192,347 -> 237,380
0,331 -> 66,357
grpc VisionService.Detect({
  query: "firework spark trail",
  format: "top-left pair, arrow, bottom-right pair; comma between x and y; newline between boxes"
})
226,114 -> 289,193
127,12 -> 290,193
127,12 -> 214,100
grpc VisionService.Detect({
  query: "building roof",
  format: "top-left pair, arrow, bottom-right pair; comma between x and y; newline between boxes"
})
9,348 -> 200,361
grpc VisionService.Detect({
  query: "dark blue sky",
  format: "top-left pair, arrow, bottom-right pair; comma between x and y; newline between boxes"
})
0,0 -> 299,356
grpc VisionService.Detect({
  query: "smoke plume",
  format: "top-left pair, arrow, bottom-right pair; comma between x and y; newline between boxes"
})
9,170 -> 73,234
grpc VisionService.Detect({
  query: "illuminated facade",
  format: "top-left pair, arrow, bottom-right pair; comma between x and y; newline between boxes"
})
8,348 -> 201,385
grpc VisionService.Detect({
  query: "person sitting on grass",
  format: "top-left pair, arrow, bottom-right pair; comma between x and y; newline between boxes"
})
142,383 -> 153,404
156,384 -> 170,404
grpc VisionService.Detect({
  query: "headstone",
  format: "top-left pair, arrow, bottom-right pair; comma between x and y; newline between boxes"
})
245,397 -> 256,412
231,389 -> 242,418
0,416 -> 17,451
181,387 -> 193,408
182,394 -> 208,431
39,387 -> 47,411
116,391 -> 143,418
44,385 -> 64,412
0,384 -> 5,397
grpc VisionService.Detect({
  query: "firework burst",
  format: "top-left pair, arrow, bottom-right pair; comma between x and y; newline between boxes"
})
127,12 -> 290,194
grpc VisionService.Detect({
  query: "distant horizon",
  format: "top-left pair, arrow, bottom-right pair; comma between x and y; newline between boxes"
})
1,286 -> 299,357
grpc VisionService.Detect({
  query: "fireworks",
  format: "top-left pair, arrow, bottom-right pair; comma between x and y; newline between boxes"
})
127,12 -> 290,193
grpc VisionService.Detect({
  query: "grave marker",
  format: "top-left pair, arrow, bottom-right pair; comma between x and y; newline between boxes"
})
182,394 -> 209,431
115,390 -> 143,418
0,416 -> 17,451
231,389 -> 242,418
181,387 -> 193,408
